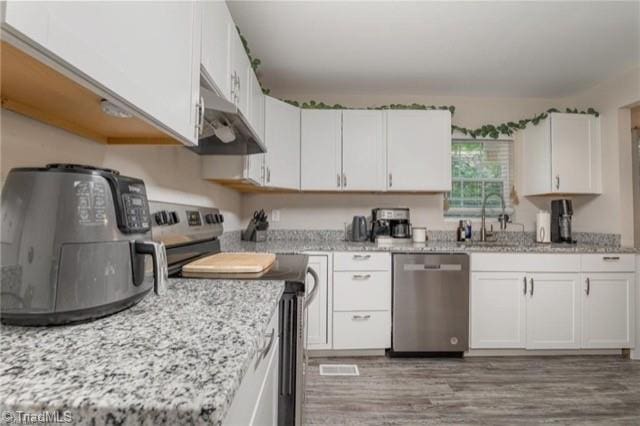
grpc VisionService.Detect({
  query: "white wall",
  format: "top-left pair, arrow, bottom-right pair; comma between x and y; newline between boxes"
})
558,66 -> 640,246
242,94 -> 587,233
0,110 -> 244,231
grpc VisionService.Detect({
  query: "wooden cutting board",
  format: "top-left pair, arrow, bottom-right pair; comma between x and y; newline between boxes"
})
183,252 -> 276,274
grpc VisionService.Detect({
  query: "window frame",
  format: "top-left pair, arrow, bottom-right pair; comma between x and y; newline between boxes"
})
446,137 -> 515,219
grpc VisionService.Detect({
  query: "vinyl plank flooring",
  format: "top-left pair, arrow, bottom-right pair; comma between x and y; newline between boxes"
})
304,356 -> 640,425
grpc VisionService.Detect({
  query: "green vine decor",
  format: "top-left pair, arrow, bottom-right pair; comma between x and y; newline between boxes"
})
236,27 -> 599,138
236,26 -> 270,95
452,107 -> 600,139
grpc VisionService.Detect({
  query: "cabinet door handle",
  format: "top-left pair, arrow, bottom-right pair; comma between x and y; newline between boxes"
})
389,173 -> 393,188
197,95 -> 205,136
342,173 -> 347,187
585,277 -> 590,295
267,167 -> 271,183
603,256 -> 620,261
352,274 -> 371,280
337,173 -> 341,188
523,276 -> 527,295
258,329 -> 275,356
353,254 -> 371,260
529,278 -> 534,296
352,314 -> 371,321
555,175 -> 560,190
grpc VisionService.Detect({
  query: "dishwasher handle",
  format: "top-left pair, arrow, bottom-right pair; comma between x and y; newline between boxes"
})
403,263 -> 463,272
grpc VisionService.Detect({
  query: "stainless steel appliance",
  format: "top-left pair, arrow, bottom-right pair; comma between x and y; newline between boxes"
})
370,208 -> 412,242
551,199 -> 575,244
189,81 -> 266,155
391,253 -> 469,355
0,164 -> 167,325
150,201 -> 314,426
351,216 -> 368,242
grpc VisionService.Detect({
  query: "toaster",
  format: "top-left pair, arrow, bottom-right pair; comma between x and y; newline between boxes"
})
0,164 -> 167,325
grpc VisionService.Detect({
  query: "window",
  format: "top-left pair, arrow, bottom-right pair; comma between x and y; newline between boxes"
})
446,139 -> 514,218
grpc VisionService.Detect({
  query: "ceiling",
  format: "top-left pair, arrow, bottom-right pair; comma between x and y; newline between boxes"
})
227,1 -> 640,98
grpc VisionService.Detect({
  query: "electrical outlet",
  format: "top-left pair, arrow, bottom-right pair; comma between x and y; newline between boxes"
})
271,209 -> 280,222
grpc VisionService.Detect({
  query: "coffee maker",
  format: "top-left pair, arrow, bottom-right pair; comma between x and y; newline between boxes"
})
550,199 -> 575,244
370,208 -> 411,242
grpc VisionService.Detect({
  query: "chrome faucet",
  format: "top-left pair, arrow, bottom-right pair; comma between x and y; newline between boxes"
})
480,192 -> 508,242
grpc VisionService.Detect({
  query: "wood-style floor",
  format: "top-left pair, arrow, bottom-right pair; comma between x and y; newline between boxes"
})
304,356 -> 640,425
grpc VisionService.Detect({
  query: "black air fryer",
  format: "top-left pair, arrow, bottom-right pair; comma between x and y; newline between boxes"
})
550,199 -> 575,244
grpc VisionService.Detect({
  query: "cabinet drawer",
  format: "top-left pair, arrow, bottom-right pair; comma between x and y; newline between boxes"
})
333,271 -> 391,311
581,254 -> 635,272
334,252 -> 390,271
333,311 -> 391,349
471,253 -> 580,272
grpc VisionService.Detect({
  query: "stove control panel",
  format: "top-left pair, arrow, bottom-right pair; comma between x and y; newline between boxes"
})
148,201 -> 223,246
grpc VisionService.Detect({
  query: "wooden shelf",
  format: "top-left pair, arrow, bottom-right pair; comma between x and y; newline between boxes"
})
1,41 -> 180,145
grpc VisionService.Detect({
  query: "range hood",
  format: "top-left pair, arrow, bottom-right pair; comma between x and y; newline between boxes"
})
188,83 -> 266,155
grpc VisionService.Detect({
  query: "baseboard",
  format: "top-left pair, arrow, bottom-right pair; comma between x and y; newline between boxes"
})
465,348 -> 623,357
308,349 -> 386,357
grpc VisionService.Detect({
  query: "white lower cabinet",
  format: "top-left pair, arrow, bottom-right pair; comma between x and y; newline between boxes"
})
470,253 -> 635,351
525,273 -> 581,349
330,252 -> 392,350
470,272 -> 527,348
305,255 -> 331,350
250,341 -> 279,426
223,312 -> 278,425
333,311 -> 391,350
333,271 -> 391,311
581,273 -> 635,348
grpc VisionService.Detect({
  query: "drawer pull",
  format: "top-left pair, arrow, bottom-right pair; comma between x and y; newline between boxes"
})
352,314 -> 371,321
602,256 -> 620,261
258,328 -> 275,356
353,254 -> 371,260
352,274 -> 371,280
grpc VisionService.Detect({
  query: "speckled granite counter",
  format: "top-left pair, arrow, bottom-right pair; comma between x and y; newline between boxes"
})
0,278 -> 284,425
223,237 -> 638,255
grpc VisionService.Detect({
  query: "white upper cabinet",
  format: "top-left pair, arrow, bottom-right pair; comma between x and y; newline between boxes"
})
3,1 -> 201,145
386,110 -> 451,191
264,96 -> 300,190
201,1 -> 232,101
523,113 -> 601,195
229,24 -> 250,116
341,110 -> 386,191
300,110 -> 343,191
247,67 -> 265,142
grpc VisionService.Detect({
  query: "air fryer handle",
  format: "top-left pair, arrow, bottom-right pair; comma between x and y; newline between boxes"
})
134,241 -> 168,296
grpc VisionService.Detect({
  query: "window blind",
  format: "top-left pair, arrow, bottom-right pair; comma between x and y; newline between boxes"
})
446,139 -> 514,218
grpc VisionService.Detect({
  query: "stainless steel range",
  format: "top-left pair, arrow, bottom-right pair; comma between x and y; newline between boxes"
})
149,201 -> 315,426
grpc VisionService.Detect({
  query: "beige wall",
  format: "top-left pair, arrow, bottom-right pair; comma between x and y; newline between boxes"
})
557,66 -> 640,246
0,110 -> 245,231
632,106 -> 640,129
246,86 -> 640,242
3,67 -> 639,243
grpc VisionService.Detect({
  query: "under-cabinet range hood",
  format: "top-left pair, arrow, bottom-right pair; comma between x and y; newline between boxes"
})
188,83 -> 266,155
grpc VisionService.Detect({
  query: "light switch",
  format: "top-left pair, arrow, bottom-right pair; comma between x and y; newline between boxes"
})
271,209 -> 280,222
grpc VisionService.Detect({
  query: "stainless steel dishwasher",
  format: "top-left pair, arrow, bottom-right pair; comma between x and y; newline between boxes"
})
391,253 -> 470,355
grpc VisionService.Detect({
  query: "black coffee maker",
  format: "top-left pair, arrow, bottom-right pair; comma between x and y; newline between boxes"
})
551,199 -> 575,244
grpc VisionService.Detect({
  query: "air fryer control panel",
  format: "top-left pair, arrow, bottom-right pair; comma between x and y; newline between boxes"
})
112,177 -> 151,234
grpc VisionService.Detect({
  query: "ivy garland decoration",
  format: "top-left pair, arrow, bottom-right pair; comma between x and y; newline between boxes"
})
236,27 -> 599,138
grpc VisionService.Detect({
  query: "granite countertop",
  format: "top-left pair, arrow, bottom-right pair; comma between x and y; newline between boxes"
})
0,278 -> 284,425
223,238 -> 639,255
